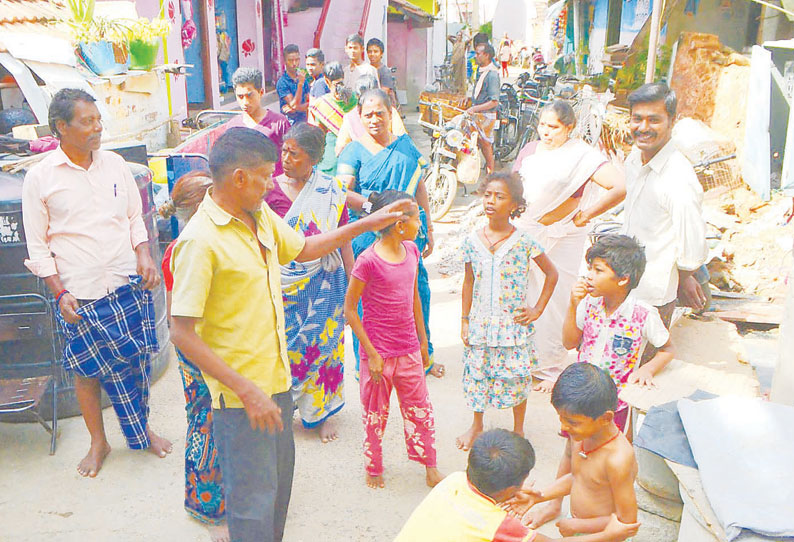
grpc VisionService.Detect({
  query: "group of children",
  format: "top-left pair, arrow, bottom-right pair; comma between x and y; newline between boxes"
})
347,171 -> 675,540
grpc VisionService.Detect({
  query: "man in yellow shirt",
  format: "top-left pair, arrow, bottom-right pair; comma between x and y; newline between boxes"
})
170,127 -> 411,542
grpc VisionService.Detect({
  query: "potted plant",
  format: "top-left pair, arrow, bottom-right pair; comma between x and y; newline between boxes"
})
126,15 -> 170,71
67,0 -> 130,76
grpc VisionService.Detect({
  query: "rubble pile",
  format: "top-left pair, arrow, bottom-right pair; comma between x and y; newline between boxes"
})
435,201 -> 486,279
669,32 -> 750,161
703,187 -> 793,300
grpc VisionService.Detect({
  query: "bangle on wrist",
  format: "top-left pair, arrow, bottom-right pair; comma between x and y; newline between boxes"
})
461,315 -> 469,320
55,289 -> 70,305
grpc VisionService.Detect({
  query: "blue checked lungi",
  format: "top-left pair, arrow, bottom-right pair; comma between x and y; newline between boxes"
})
56,276 -> 159,450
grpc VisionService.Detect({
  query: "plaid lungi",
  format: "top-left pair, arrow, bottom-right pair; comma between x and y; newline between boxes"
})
56,276 -> 159,449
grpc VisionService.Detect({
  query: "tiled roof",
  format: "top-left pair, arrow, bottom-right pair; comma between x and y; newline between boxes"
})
0,0 -> 69,29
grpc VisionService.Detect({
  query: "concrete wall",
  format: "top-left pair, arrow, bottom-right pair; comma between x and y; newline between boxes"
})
282,7 -> 323,55
319,0 -> 369,64
664,0 -> 753,53
236,0 -> 266,77
387,21 -> 428,108
492,0 -> 532,44
91,70 -> 170,150
771,259 -> 794,405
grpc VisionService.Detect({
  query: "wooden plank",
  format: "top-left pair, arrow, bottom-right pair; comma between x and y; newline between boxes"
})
710,305 -> 783,325
666,461 -> 728,541
620,359 -> 760,413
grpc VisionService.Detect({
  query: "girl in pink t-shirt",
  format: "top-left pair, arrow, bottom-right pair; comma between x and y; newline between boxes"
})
345,190 -> 443,490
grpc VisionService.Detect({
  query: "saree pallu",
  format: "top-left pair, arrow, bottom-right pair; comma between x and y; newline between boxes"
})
515,138 -> 608,381
308,94 -> 357,176
176,350 -> 226,525
336,135 -> 436,370
280,169 -> 348,427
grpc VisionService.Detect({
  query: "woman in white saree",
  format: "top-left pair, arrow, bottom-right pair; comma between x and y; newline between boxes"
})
513,100 -> 626,392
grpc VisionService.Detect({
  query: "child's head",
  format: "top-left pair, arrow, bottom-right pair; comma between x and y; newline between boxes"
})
367,189 -> 419,239
467,429 -> 536,502
584,234 -> 646,297
158,171 -> 212,222
551,363 -> 618,441
479,172 -> 526,220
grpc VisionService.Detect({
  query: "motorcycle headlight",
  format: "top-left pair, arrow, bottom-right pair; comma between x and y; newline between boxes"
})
445,129 -> 465,148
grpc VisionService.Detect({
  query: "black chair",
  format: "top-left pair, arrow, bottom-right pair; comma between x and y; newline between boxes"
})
0,293 -> 59,454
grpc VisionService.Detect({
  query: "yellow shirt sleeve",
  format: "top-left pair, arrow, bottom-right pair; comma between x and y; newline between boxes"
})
265,204 -> 306,265
170,236 -> 215,318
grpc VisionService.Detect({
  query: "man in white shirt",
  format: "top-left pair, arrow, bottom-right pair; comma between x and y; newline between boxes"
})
622,82 -> 708,363
22,88 -> 171,477
343,33 -> 378,89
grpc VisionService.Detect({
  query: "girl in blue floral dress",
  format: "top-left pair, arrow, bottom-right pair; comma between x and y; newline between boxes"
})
456,172 -> 559,451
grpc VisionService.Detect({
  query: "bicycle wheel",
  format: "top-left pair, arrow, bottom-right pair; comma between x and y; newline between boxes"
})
426,169 -> 458,221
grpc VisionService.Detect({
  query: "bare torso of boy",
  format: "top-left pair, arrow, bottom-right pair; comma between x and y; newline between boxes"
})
564,434 -> 638,535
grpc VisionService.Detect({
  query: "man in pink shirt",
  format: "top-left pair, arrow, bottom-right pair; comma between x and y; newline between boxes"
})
22,88 -> 172,477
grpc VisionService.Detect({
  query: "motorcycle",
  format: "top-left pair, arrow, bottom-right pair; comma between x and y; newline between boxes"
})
493,83 -> 521,162
419,100 -> 482,220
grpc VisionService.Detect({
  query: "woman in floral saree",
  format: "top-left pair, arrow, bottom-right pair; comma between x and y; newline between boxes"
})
266,122 -> 353,442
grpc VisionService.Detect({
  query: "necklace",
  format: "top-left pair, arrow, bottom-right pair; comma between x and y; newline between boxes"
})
482,226 -> 515,252
578,430 -> 620,459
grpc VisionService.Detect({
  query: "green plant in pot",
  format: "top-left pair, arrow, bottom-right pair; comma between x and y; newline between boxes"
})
126,15 -> 170,71
67,0 -> 130,76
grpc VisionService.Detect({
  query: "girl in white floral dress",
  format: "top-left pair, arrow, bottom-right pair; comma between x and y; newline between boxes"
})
456,172 -> 559,451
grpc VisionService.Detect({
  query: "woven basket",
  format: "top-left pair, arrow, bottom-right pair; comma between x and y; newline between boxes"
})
419,91 -> 470,126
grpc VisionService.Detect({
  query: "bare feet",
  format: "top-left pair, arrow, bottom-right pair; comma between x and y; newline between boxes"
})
366,473 -> 385,489
207,523 -> 230,542
147,429 -> 173,458
428,363 -> 445,378
455,424 -> 483,451
532,379 -> 555,393
523,501 -> 562,528
77,441 -> 111,477
319,417 -> 339,443
426,467 -> 444,488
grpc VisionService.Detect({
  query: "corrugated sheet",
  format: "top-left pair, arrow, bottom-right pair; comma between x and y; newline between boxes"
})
0,0 -> 68,28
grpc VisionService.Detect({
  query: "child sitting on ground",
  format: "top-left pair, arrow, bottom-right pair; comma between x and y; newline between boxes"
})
345,190 -> 443,489
508,363 -> 639,540
396,428 -> 640,542
456,172 -> 558,451
527,234 -> 673,530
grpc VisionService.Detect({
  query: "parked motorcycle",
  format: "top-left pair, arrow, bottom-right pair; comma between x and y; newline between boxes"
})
493,83 -> 521,162
419,100 -> 481,220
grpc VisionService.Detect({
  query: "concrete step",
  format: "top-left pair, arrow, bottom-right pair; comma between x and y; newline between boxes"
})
636,482 -> 684,522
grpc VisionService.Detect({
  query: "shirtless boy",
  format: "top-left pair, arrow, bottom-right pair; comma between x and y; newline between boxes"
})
509,363 -> 638,539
